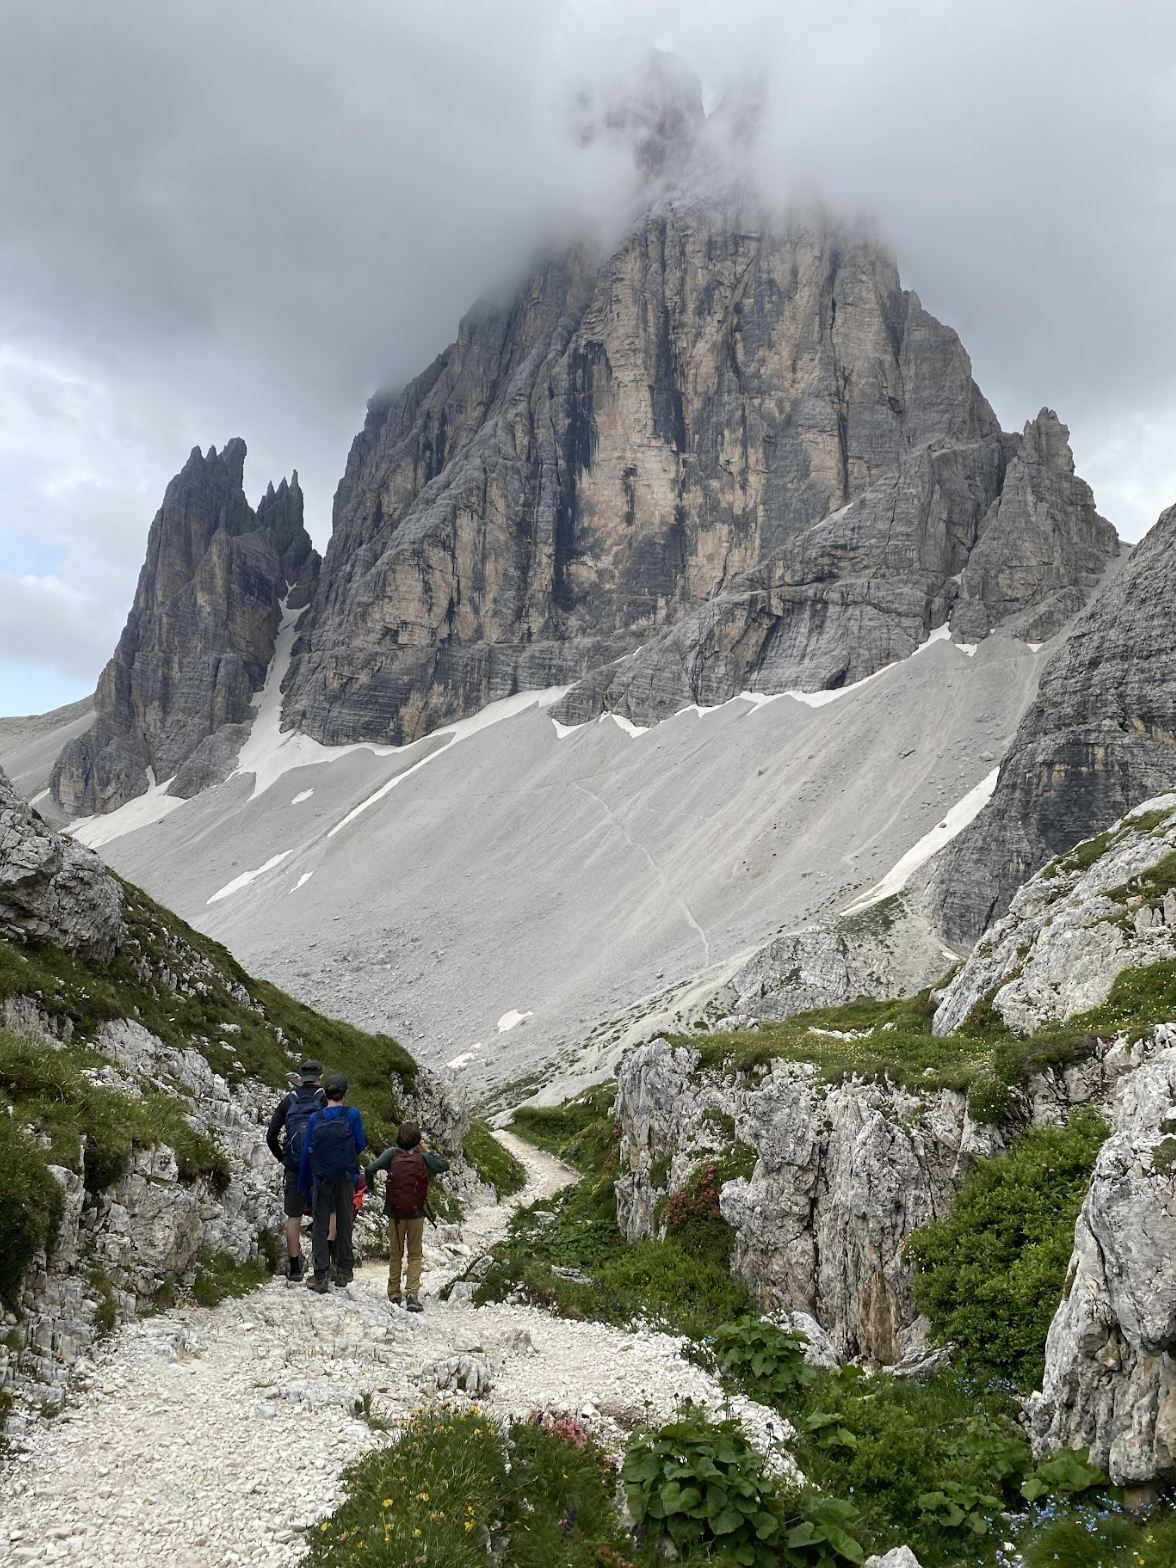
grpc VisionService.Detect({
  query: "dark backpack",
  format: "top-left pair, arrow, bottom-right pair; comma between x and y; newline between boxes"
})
282,1087 -> 324,1170
386,1150 -> 429,1214
308,1108 -> 359,1182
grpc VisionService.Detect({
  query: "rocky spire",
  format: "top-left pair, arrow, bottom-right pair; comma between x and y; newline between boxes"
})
51,444 -> 320,817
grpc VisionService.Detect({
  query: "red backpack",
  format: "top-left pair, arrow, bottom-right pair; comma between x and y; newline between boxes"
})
386,1149 -> 429,1214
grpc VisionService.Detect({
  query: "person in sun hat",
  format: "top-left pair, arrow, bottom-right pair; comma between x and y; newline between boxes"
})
297,1073 -> 367,1291
265,1059 -> 325,1283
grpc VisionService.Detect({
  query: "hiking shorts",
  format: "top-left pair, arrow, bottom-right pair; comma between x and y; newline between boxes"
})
283,1168 -> 306,1218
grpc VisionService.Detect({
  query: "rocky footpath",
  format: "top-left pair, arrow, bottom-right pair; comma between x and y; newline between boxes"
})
933,791 -> 1176,1035
0,1136 -> 798,1568
1029,1028 -> 1176,1486
51,442 -> 318,817
0,762 -> 478,1406
928,500 -> 1176,945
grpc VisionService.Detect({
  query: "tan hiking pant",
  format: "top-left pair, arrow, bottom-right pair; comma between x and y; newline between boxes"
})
389,1216 -> 425,1297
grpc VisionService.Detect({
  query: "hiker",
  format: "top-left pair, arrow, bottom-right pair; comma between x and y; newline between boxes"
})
365,1121 -> 449,1312
297,1073 -> 366,1292
265,1059 -> 325,1283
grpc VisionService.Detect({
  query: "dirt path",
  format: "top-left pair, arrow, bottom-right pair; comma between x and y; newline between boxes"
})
0,1136 -> 787,1567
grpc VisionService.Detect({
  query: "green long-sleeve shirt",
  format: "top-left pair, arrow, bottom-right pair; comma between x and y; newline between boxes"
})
364,1145 -> 449,1219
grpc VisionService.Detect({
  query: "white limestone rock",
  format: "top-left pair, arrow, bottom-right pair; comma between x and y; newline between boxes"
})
1028,1038 -> 1176,1484
933,793 -> 1176,1036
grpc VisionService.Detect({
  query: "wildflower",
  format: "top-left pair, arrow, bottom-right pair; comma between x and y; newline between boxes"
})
465,1522 -> 474,1532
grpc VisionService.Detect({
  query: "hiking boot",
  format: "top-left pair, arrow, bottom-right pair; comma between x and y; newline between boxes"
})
287,1256 -> 303,1284
333,1271 -> 354,1288
305,1274 -> 330,1294
387,1295 -> 402,1308
405,1293 -> 424,1313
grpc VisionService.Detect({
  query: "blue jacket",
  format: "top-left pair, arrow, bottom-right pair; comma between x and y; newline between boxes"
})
297,1104 -> 366,1194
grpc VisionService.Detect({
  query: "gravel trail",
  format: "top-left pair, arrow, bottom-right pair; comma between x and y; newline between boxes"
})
0,1138 -> 789,1568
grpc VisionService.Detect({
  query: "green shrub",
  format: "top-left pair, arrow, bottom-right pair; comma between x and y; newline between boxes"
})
462,1117 -> 526,1198
508,1081 -> 618,1171
191,1247 -> 271,1308
623,1407 -> 864,1567
306,1405 -> 635,1567
1018,1501 -> 1176,1567
0,1030 -> 229,1195
0,1113 -> 64,1308
710,1318 -> 816,1404
906,1111 -> 1108,1389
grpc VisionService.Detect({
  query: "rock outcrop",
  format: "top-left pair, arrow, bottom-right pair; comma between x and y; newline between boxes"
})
614,1037 -> 1005,1363
1028,1029 -> 1176,1484
0,764 -> 122,961
51,442 -> 318,817
933,793 -> 1176,1036
927,502 -> 1176,945
706,895 -> 952,1029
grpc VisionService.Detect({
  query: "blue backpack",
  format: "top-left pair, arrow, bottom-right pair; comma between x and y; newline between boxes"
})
308,1108 -> 359,1181
282,1088 -> 324,1170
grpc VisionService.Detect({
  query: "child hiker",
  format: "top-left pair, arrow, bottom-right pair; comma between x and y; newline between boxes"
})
365,1121 -> 449,1311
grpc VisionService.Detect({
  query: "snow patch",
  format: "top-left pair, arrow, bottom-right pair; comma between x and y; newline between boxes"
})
447,1042 -> 484,1071
207,852 -> 292,905
497,1010 -> 533,1032
68,776 -> 186,849
841,768 -> 1000,916
1027,642 -> 1043,653
290,871 -> 314,893
290,789 -> 314,805
327,687 -> 570,839
954,642 -> 978,657
603,712 -> 647,737
28,788 -> 50,807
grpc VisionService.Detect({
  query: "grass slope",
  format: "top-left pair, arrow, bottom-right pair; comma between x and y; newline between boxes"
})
0,875 -> 422,1311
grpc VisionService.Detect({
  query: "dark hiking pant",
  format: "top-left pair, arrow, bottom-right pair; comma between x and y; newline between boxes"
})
312,1178 -> 355,1277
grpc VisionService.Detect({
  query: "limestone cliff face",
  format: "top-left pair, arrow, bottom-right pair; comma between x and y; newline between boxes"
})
50,442 -> 318,817
283,190 -> 1114,743
926,504 -> 1176,945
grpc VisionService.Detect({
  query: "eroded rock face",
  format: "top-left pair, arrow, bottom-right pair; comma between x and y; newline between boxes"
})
928,503 -> 1176,946
51,443 -> 318,817
282,176 -> 1114,744
1028,1031 -> 1176,1484
613,1038 -> 1003,1363
0,764 -> 122,962
715,896 -> 951,1027
933,793 -> 1176,1036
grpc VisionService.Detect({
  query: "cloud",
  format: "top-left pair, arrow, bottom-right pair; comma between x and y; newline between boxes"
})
0,0 -> 1174,715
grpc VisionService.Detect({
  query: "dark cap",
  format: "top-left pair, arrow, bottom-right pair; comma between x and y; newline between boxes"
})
324,1072 -> 348,1098
299,1060 -> 323,1083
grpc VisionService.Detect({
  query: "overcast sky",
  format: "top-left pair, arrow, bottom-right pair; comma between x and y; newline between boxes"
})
1,0 -> 1173,718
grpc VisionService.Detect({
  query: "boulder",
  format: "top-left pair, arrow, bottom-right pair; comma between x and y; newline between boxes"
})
0,764 -> 123,961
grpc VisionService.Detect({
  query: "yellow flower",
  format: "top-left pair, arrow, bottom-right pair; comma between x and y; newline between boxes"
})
383,1500 -> 394,1508
465,1521 -> 475,1532
413,1528 -> 421,1537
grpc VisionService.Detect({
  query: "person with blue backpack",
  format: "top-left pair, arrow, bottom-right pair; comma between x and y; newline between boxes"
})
297,1073 -> 367,1292
266,1059 -> 326,1283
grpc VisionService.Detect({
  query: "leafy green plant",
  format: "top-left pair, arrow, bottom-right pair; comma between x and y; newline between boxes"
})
623,1408 -> 863,1567
906,1110 -> 1108,1388
1020,1445 -> 1108,1502
711,1318 -> 816,1404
